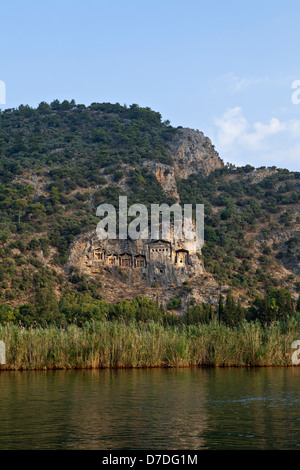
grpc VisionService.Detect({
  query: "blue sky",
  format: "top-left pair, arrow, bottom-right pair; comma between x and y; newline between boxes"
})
1,0 -> 300,170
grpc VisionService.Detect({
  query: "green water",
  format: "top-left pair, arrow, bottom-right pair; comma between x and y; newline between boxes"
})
0,368 -> 299,450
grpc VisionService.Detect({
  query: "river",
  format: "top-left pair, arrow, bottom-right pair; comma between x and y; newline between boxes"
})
0,368 -> 299,449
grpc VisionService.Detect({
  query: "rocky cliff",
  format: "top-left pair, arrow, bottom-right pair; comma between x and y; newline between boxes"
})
67,230 -> 223,310
168,127 -> 224,178
141,127 -> 224,200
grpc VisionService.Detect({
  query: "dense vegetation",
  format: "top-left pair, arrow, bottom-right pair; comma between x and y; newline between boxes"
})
0,100 -> 299,332
178,166 -> 300,295
0,100 -> 175,182
1,314 -> 299,370
0,290 -> 299,330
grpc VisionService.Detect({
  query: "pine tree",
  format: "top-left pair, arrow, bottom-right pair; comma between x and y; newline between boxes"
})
221,292 -> 236,327
218,294 -> 224,324
235,300 -> 245,325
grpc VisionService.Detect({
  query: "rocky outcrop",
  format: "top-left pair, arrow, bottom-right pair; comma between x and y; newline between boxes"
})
142,161 -> 179,200
67,231 -> 226,310
68,231 -> 204,288
142,128 -> 224,201
167,127 -> 224,179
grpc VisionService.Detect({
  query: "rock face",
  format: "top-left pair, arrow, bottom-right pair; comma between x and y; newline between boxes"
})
68,231 -> 204,288
141,128 -> 223,201
142,161 -> 180,200
167,127 -> 224,179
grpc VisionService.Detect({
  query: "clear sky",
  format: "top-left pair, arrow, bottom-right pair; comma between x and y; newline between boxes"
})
1,0 -> 300,170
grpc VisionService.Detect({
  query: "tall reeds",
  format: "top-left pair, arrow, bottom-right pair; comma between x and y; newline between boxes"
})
0,316 -> 299,370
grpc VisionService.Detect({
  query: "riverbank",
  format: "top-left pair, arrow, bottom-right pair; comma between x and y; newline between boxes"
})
0,318 -> 299,370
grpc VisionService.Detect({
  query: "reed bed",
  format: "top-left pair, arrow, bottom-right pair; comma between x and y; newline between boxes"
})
0,316 -> 299,370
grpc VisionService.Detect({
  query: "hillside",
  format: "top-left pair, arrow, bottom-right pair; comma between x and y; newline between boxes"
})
0,100 -> 299,325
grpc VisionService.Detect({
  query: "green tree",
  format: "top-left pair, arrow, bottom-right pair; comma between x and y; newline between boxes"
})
218,294 -> 224,324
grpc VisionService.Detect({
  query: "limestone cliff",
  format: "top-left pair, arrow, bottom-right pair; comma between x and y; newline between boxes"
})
167,127 -> 224,179
68,231 -> 203,286
142,128 -> 224,200
67,230 -> 224,310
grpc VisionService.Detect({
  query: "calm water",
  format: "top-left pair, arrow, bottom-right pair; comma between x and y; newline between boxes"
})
0,368 -> 299,450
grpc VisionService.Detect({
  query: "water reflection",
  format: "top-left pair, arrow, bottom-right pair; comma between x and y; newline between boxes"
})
0,368 -> 299,449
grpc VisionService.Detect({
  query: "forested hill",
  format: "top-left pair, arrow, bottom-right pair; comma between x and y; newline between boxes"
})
0,100 -> 299,325
0,100 -> 177,182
